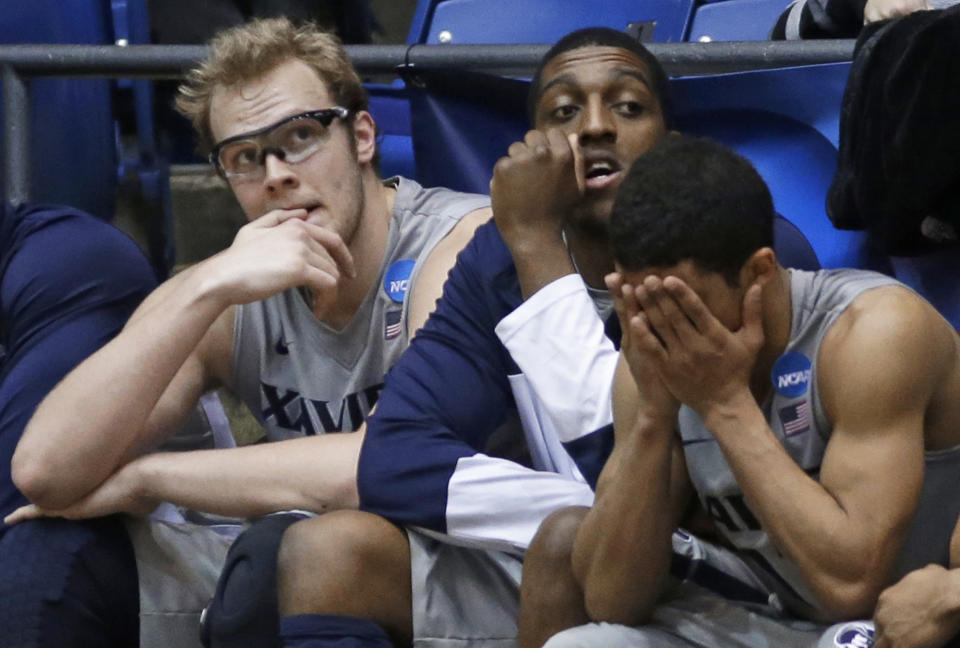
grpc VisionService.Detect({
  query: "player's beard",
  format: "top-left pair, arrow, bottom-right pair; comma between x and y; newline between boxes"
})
334,150 -> 367,250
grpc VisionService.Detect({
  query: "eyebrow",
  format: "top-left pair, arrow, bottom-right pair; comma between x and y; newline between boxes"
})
539,67 -> 653,99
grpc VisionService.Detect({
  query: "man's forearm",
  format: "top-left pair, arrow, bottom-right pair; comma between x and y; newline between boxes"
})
702,395 -> 912,618
510,234 -> 577,300
13,267 -> 229,509
134,433 -> 362,518
572,416 -> 677,625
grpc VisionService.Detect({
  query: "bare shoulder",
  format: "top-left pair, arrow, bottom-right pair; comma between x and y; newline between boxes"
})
431,207 -> 492,261
819,285 -> 958,426
407,207 -> 491,334
824,285 -> 954,362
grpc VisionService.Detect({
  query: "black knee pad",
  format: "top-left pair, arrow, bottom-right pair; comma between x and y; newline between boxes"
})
200,512 -> 307,648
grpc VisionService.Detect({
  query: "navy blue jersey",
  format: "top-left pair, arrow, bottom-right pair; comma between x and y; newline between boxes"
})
358,221 -> 608,552
358,216 -> 818,552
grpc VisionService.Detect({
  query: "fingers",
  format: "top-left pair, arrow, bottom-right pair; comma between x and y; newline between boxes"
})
567,132 -> 585,196
273,219 -> 356,281
628,310 -> 669,361
252,209 -> 357,279
523,129 -> 550,158
662,277 -> 718,336
273,208 -> 309,225
635,277 -> 689,351
299,221 -> 357,279
253,208 -> 308,229
3,503 -> 44,525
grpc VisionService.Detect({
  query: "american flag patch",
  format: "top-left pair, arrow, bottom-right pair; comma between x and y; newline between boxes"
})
384,310 -> 402,340
778,400 -> 811,437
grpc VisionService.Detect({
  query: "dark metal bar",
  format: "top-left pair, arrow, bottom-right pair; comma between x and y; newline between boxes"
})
1,40 -> 856,207
3,65 -> 30,205
0,41 -> 855,79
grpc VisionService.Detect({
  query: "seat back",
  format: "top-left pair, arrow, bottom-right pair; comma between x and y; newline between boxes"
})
687,0 -> 793,42
0,0 -> 116,219
671,63 -> 888,271
409,0 -> 695,44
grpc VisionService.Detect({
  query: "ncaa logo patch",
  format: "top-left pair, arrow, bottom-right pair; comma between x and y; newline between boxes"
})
771,351 -> 812,398
384,259 -> 415,303
832,622 -> 875,648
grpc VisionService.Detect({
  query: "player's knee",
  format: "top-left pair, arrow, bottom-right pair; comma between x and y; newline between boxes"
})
529,506 -> 589,566
277,510 -> 410,615
277,510 -> 390,578
202,512 -> 305,648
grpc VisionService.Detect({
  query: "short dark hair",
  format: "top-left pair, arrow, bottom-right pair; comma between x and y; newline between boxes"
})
527,27 -> 672,126
610,135 -> 774,286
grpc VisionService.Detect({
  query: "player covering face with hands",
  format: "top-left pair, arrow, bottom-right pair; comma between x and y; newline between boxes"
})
520,135 -> 960,648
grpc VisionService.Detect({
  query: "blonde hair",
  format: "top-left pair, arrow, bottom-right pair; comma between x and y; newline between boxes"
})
176,17 -> 369,152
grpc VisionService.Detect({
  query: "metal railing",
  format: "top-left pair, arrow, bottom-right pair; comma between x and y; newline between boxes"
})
0,40 -> 855,206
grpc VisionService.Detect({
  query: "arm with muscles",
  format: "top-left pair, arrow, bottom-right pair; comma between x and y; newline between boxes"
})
644,276 -> 943,619
873,518 -> 960,648
491,129 -> 584,300
118,206 -> 496,518
11,210 -> 354,511
570,274 -> 690,625
6,207 -> 492,524
5,430 -> 364,523
358,229 -> 595,554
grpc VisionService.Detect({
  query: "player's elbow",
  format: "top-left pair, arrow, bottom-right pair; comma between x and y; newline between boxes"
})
583,585 -> 659,627
813,576 -> 885,622
580,564 -> 668,627
11,444 -> 70,509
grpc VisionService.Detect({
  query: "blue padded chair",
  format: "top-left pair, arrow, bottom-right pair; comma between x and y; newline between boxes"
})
687,0 -> 793,42
408,0 -> 694,44
671,62 -> 889,272
1,0 -> 172,276
367,81 -> 417,180
0,1 -> 116,221
111,0 -> 175,275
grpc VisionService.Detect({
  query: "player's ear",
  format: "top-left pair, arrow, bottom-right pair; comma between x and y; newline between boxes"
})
352,110 -> 377,165
740,247 -> 777,288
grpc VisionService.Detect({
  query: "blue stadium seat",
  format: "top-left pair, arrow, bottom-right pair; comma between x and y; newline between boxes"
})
687,0 -> 793,42
0,0 -> 172,275
402,67 -> 528,195
367,80 -> 417,180
409,0 -> 694,44
111,0 -> 175,275
671,62 -> 889,272
0,1 -> 116,220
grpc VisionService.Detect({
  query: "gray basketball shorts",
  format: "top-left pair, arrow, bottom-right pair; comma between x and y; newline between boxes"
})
126,516 -> 241,648
542,586 -> 874,648
407,528 -> 524,648
542,531 -> 875,648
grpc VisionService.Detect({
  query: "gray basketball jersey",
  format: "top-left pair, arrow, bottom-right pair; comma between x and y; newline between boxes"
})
679,268 -> 960,618
231,177 -> 489,441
